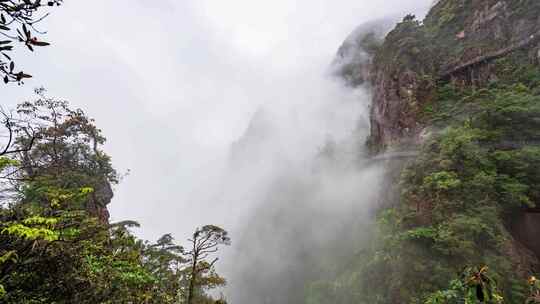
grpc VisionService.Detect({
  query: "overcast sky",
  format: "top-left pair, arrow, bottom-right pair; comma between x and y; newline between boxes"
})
3,0 -> 431,242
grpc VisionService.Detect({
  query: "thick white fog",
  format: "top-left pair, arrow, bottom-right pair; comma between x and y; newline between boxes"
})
220,70 -> 382,302
2,0 -> 431,301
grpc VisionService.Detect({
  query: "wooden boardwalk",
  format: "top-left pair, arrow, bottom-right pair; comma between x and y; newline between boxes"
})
439,30 -> 540,79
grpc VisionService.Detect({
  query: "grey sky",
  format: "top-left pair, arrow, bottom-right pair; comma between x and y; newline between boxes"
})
3,0 -> 431,242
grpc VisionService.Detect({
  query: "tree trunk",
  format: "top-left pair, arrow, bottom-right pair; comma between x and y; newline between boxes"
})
187,254 -> 198,304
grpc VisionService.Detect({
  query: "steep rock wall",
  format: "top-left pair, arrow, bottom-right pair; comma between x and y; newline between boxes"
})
368,0 -> 540,150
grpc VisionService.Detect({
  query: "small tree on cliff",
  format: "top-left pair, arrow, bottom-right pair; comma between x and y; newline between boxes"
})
186,225 -> 231,304
4,89 -> 118,220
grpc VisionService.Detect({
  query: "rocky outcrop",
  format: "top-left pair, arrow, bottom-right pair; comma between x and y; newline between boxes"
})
86,180 -> 114,224
332,19 -> 394,87
509,211 -> 540,262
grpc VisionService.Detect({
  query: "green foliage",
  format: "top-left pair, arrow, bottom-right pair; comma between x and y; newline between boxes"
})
2,221 -> 59,241
0,5 -> 231,302
425,267 -> 504,304
371,59 -> 540,302
383,82 -> 540,300
0,251 -> 17,265
374,14 -> 435,75
0,157 -> 19,171
527,276 -> 540,303
0,180 -> 226,303
0,100 -> 230,303
422,171 -> 461,191
306,39 -> 540,303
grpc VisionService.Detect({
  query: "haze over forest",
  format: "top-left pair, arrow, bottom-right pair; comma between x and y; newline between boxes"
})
3,0 -> 540,303
4,0 -> 430,243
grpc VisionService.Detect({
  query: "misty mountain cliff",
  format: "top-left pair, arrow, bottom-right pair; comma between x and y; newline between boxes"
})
304,0 -> 540,303
223,47 -> 383,303
227,0 -> 540,303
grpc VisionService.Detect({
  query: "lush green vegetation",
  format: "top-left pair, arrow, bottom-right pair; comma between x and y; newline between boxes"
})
0,96 -> 230,303
0,2 -> 232,303
3,1 -> 540,303
306,48 -> 540,304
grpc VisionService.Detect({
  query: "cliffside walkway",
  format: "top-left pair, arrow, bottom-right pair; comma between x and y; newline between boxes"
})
439,30 -> 540,79
370,150 -> 419,161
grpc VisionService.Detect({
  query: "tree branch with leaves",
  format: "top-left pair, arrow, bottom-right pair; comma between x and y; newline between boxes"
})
0,0 -> 63,84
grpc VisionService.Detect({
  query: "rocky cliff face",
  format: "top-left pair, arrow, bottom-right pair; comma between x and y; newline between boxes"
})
366,0 -> 540,150
86,180 -> 114,224
332,19 -> 395,87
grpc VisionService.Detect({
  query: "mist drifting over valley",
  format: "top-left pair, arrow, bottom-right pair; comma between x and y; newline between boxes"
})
0,0 -> 433,302
218,20 -> 402,303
